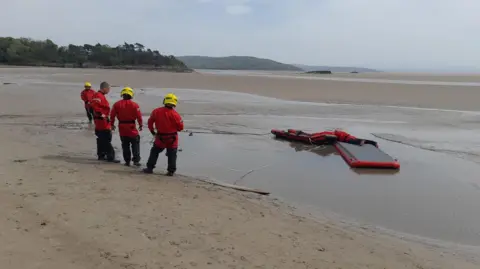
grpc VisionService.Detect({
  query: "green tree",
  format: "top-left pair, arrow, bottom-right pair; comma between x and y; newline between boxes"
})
0,37 -> 190,71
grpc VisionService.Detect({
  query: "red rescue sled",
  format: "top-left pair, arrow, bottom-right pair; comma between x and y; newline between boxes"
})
271,128 -> 400,169
271,129 -> 337,145
334,142 -> 400,169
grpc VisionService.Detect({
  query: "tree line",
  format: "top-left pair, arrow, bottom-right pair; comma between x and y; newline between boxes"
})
0,37 -> 191,72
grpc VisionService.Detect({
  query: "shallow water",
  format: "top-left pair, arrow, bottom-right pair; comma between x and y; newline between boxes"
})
132,128 -> 480,247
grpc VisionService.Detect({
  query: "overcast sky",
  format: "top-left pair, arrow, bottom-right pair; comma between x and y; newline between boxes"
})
1,0 -> 479,71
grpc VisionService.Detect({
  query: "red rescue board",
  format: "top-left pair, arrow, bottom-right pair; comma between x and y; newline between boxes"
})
334,142 -> 400,169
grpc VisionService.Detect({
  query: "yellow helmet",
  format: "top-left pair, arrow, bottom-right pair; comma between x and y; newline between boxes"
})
120,87 -> 134,98
163,93 -> 178,107
84,82 -> 92,88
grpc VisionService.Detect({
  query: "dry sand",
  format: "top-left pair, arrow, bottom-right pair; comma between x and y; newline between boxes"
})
0,67 -> 479,268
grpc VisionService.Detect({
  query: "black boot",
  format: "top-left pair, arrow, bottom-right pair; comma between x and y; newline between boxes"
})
143,168 -> 153,174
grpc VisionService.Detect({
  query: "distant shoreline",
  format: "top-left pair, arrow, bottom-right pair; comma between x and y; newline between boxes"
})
0,63 -> 194,73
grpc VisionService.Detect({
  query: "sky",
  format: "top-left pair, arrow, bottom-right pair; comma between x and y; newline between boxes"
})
1,0 -> 479,71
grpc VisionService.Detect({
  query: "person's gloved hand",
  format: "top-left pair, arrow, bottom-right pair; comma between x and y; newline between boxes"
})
139,125 -> 143,131
150,130 -> 156,136
111,125 -> 116,131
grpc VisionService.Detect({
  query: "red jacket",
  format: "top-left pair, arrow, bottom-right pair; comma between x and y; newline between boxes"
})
312,130 -> 357,142
81,89 -> 95,108
333,130 -> 356,142
148,107 -> 184,148
110,100 -> 143,137
90,91 -> 111,131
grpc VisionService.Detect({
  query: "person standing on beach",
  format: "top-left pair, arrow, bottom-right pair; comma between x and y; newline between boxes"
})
90,82 -> 120,163
80,82 -> 95,123
110,87 -> 143,167
143,93 -> 184,176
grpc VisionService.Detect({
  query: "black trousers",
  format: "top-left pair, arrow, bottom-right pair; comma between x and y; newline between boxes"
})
120,135 -> 140,164
346,138 -> 378,147
95,129 -> 115,160
85,106 -> 94,122
363,139 -> 378,147
146,145 -> 178,173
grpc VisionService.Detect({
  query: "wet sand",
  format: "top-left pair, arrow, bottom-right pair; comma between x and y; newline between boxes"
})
4,66 -> 480,110
1,67 -> 480,268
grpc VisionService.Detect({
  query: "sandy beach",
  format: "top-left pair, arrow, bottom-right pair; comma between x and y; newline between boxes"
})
1,67 -> 480,268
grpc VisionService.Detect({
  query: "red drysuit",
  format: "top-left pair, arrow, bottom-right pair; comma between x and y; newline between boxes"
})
147,107 -> 184,148
110,100 -> 143,137
311,130 -> 357,142
90,91 -> 112,130
81,88 -> 95,108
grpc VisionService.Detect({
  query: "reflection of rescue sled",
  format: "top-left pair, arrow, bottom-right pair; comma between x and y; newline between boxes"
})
271,128 -> 400,170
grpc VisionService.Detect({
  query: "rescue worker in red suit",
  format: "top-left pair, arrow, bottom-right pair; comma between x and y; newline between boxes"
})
288,129 -> 337,144
143,93 -> 184,176
81,82 -> 95,123
312,129 -> 378,147
289,129 -> 378,146
110,87 -> 143,167
90,82 -> 120,163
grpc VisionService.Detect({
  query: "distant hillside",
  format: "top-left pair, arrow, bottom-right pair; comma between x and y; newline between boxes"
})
177,56 -> 303,71
293,64 -> 379,73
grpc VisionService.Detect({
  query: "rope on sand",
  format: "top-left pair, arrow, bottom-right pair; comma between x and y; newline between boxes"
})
187,149 -> 284,184
233,163 -> 276,185
192,176 -> 270,196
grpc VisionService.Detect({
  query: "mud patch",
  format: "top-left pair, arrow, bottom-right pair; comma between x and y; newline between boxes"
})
0,114 -> 30,119
55,121 -> 92,130
0,119 -> 93,131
